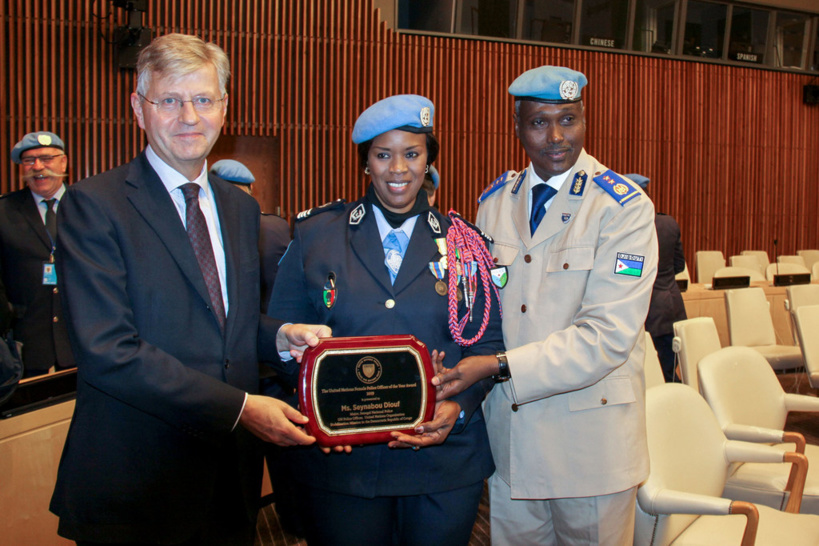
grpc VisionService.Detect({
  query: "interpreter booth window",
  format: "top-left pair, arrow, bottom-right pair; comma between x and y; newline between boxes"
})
728,7 -> 769,65
453,0 -> 517,38
632,0 -> 677,54
521,0 -> 575,44
682,0 -> 727,59
773,12 -> 809,69
398,0 -> 455,33
579,0 -> 629,49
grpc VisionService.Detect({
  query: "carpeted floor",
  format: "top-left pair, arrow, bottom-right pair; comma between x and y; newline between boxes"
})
255,372 -> 819,545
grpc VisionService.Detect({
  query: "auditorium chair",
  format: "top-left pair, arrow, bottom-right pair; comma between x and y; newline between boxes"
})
798,250 -> 819,273
713,266 -> 765,283
794,305 -> 819,389
698,346 -> 819,514
672,317 -> 722,391
635,383 -> 819,545
724,288 -> 803,372
729,255 -> 765,275
785,284 -> 819,345
644,332 -> 666,389
741,250 -> 771,271
778,255 -> 808,268
695,251 -> 726,285
765,262 -> 811,281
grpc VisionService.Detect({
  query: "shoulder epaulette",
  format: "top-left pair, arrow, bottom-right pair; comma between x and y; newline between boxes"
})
446,210 -> 494,244
478,170 -> 517,203
295,199 -> 346,222
593,170 -> 642,206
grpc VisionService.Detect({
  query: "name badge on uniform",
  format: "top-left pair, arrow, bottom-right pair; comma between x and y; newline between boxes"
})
42,262 -> 57,285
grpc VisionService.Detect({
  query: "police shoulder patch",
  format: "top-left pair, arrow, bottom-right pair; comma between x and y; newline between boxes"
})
593,170 -> 642,206
478,170 -> 517,203
295,198 -> 346,222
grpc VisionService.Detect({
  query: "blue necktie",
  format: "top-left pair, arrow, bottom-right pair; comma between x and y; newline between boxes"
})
383,230 -> 409,284
530,184 -> 558,235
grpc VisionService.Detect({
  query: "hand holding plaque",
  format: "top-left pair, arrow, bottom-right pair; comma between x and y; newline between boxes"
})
299,335 -> 436,447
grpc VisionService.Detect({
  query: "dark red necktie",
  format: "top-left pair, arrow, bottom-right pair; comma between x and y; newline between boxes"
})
181,183 -> 226,331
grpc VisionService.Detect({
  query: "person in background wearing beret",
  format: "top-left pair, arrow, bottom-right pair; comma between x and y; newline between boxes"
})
628,173 -> 687,383
423,164 -> 439,207
434,66 -> 658,545
0,131 -> 75,377
268,94 -> 504,545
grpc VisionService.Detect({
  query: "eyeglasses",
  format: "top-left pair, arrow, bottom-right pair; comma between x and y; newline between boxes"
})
21,154 -> 65,166
138,93 -> 226,113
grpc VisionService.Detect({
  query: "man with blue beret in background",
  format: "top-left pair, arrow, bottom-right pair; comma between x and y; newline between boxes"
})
0,131 -> 75,377
434,65 -> 658,544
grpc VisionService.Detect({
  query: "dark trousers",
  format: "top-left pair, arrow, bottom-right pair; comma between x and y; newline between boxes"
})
652,333 -> 678,383
300,481 -> 484,546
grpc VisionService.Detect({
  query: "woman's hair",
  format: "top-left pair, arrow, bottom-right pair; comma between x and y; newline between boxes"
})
357,132 -> 439,171
136,33 -> 231,96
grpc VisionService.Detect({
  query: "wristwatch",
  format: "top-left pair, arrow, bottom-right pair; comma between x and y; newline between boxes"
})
492,351 -> 510,383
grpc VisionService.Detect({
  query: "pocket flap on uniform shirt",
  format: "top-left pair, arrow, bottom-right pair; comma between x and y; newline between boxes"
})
568,376 -> 636,412
546,247 -> 594,273
491,242 -> 519,266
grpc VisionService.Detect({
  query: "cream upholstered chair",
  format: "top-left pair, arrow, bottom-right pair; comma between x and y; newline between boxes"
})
672,317 -> 722,391
713,266 -> 765,283
765,262 -> 810,281
813,262 -> 819,281
798,250 -> 819,272
778,255 -> 808,268
724,287 -> 803,372
741,250 -> 771,271
697,346 -> 819,514
644,332 -> 666,389
635,383 -> 819,545
785,285 -> 819,345
794,305 -> 819,389
729,255 -> 765,275
695,251 -> 725,285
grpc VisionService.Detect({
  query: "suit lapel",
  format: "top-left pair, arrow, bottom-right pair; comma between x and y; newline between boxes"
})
349,203 -> 395,293
393,211 -> 439,294
14,191 -> 52,250
124,154 -> 215,322
210,175 -> 241,338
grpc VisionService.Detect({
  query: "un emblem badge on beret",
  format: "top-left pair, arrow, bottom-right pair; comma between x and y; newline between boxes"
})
420,107 -> 431,127
559,80 -> 579,101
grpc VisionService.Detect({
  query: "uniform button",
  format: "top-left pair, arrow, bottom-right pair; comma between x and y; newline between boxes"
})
511,404 -> 519,412
521,304 -> 527,313
601,397 -> 608,405
53,316 -> 59,323
524,255 -> 532,263
493,257 -> 499,264
385,299 -> 395,309
563,263 -> 569,270
53,287 -> 59,294
224,359 -> 231,370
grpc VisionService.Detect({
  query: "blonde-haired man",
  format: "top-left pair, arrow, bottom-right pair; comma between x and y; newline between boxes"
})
50,33 -> 329,545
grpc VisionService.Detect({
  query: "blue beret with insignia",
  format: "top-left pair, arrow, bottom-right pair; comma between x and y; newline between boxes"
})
210,159 -> 255,185
625,173 -> 650,189
352,94 -> 434,144
11,131 -> 65,164
428,166 -> 440,190
509,66 -> 587,104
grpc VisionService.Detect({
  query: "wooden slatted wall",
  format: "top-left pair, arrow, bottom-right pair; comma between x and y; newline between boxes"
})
2,0 -> 818,267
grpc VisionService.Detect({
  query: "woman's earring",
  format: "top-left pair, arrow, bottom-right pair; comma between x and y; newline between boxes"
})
425,165 -> 429,174
364,167 -> 370,175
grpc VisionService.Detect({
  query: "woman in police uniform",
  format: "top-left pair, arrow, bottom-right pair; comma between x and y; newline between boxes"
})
268,95 -> 503,545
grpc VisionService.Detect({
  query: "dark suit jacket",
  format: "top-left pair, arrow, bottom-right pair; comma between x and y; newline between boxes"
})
646,213 -> 687,336
259,213 -> 290,312
50,153 -> 284,543
0,187 -> 74,375
268,198 -> 501,499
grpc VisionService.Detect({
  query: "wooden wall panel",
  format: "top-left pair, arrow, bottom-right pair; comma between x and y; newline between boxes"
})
2,0 -> 818,270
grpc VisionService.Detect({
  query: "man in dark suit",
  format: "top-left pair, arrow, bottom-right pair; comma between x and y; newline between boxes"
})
0,131 -> 74,377
628,174 -> 687,382
49,33 -> 329,546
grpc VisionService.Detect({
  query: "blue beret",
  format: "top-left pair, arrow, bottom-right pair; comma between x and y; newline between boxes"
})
352,94 -> 434,144
625,173 -> 650,189
509,66 -> 587,104
11,131 -> 65,164
428,166 -> 440,190
210,159 -> 255,185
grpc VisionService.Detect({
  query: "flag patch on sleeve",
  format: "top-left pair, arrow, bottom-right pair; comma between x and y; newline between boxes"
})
614,253 -> 644,277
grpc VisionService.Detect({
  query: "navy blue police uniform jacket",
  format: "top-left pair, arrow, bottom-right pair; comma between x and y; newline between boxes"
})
268,197 -> 502,498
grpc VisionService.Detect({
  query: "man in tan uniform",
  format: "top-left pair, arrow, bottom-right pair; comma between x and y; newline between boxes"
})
435,65 -> 658,545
